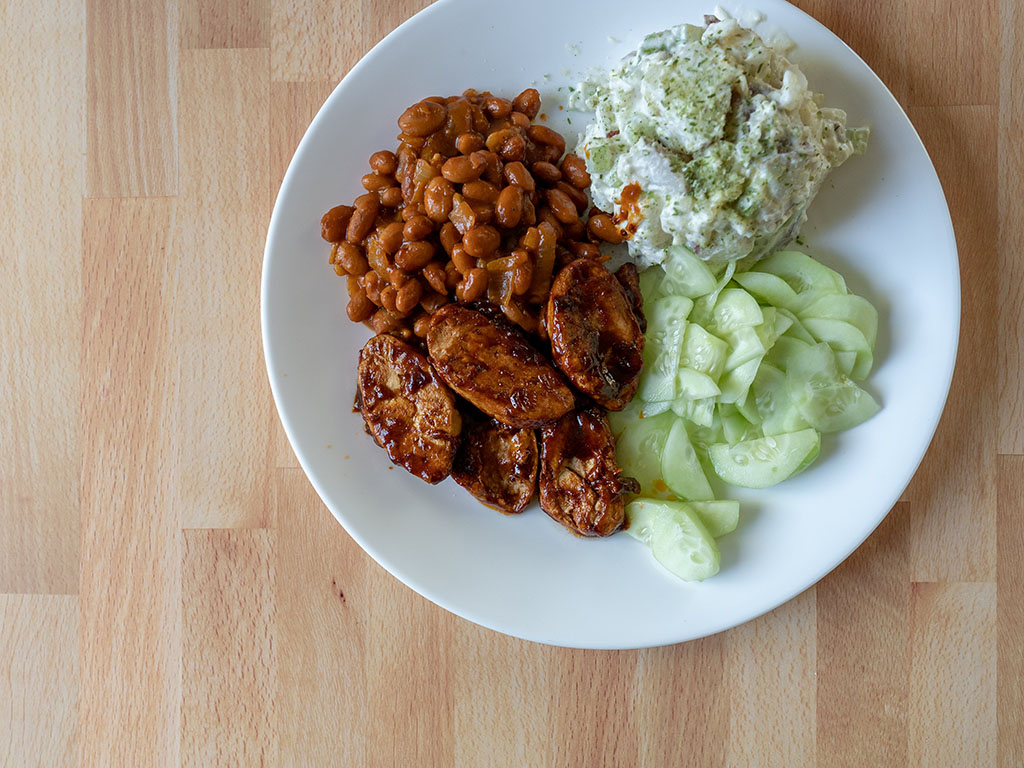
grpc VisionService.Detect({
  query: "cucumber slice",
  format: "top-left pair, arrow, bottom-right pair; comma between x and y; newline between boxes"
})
625,499 -> 721,581
764,335 -> 812,371
719,403 -> 760,444
677,368 -> 721,399
834,350 -> 857,377
661,245 -> 718,298
688,500 -> 740,537
850,349 -> 874,381
671,395 -> 715,427
640,399 -> 673,416
778,308 -> 818,344
750,362 -> 810,436
803,317 -> 871,356
638,296 -> 693,402
799,293 -> 879,349
710,288 -> 764,334
723,325 -> 767,370
732,270 -> 801,310
717,355 -> 762,405
786,343 -> 881,432
680,323 -> 729,381
709,429 -> 822,489
755,250 -> 848,295
616,411 -> 676,498
662,418 -> 715,500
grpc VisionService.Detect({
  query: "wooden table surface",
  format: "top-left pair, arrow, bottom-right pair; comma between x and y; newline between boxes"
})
1,0 -> 1021,765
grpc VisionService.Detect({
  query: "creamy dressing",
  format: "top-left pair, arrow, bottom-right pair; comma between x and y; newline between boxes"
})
573,15 -> 868,267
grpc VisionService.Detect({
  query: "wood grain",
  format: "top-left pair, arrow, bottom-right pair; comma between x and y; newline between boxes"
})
909,583 -> 997,766
998,0 -> 1024,454
997,456 -> 1024,768
172,49 -> 275,528
181,0 -> 269,49
78,198 -> 183,767
0,0 -> 83,596
817,505 -> 910,766
86,0 -> 178,197
0,596 -> 78,767
0,0 -> 1020,764
906,104 -> 998,582
182,529 -> 278,766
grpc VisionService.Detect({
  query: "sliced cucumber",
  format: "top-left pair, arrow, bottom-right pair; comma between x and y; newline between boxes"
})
677,368 -> 721,399
661,245 -> 718,298
688,499 -> 740,537
616,411 -> 676,498
671,395 -> 716,427
709,429 -> 821,489
786,343 -> 881,433
717,355 -> 762,405
764,335 -> 812,371
799,293 -> 879,349
625,499 -> 721,581
778,309 -> 818,344
755,250 -> 847,295
719,403 -> 761,445
680,323 -> 729,381
710,288 -> 764,334
638,296 -> 693,402
732,270 -> 801,310
750,361 -> 810,436
662,419 -> 715,501
803,317 -> 871,356
722,325 -> 767,371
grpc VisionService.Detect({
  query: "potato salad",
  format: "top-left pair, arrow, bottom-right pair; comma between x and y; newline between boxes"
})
573,15 -> 869,266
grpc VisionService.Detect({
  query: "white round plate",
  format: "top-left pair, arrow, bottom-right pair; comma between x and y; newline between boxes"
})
262,0 -> 958,648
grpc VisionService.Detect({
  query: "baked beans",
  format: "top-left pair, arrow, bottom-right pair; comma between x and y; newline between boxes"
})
320,88 -> 618,339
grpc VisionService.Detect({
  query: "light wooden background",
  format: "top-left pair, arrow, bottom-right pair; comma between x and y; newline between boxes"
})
0,0 -> 1020,765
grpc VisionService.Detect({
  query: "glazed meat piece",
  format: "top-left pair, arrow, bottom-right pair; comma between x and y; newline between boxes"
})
427,304 -> 575,428
538,408 -> 639,537
613,262 -> 647,332
546,258 -> 645,410
451,415 -> 538,514
357,333 -> 462,483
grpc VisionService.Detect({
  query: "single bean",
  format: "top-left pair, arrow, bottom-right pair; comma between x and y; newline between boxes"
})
587,212 -> 623,244
545,188 -> 578,225
353,192 -> 380,210
554,180 -> 589,212
321,204 -> 354,242
380,186 -> 404,207
347,289 -> 375,323
361,173 -> 391,192
503,161 -> 535,191
526,124 -> 565,154
495,184 -> 524,228
482,96 -> 513,119
470,104 -> 489,133
369,150 -> 398,176
456,132 -> 485,155
337,242 -> 369,275
456,268 -> 489,302
379,285 -> 398,313
512,88 -> 541,120
468,201 -> 494,224
441,154 -> 484,184
531,161 -> 561,184
395,240 -> 436,271
388,267 -> 410,289
485,127 -> 518,154
536,207 -> 564,239
422,262 -> 448,294
397,100 -> 447,137
420,289 -> 449,312
498,133 -> 526,161
561,153 -> 591,189
423,176 -> 455,222
444,261 -> 461,290
439,221 -> 460,255
413,312 -> 432,338
395,279 -> 423,314
402,215 -> 434,241
346,205 -> 377,243
462,179 -> 500,204
370,307 -> 402,334
463,225 -> 501,258
451,243 -> 476,275
378,221 -> 405,255
521,197 -> 537,227
362,271 -> 383,304
509,111 -> 531,130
